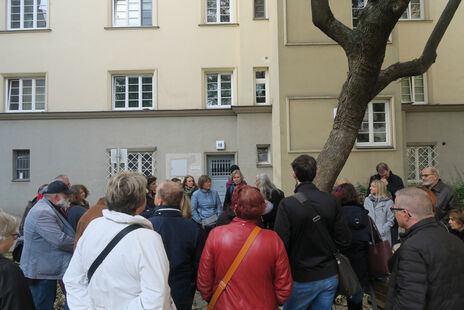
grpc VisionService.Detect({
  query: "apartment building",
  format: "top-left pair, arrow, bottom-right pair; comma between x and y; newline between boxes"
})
1,1 -> 463,215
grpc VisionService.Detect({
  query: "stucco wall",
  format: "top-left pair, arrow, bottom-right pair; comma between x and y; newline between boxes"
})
0,111 -> 272,216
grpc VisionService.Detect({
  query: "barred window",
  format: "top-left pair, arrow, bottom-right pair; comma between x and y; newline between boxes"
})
407,145 -> 438,184
107,149 -> 157,178
13,150 -> 30,180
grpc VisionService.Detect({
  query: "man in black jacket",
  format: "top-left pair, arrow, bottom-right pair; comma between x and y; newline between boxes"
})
386,188 -> 464,310
421,166 -> 460,225
274,155 -> 351,310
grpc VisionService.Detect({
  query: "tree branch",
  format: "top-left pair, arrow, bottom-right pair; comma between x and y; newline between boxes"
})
311,0 -> 355,52
375,0 -> 462,93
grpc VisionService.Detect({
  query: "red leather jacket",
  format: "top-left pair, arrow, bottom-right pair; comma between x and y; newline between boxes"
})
197,218 -> 293,309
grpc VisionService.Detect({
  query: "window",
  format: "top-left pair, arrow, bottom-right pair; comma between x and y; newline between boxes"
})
13,150 -> 30,180
8,0 -> 47,30
407,145 -> 437,183
254,0 -> 266,19
113,75 -> 153,110
257,145 -> 271,165
206,72 -> 233,108
400,0 -> 423,20
6,77 -> 46,112
113,0 -> 152,26
401,74 -> 427,104
255,69 -> 269,105
206,0 -> 233,23
356,100 -> 391,147
108,148 -> 156,177
352,0 -> 366,28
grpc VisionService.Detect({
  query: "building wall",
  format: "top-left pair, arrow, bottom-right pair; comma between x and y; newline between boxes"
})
0,0 -> 277,111
0,109 -> 272,216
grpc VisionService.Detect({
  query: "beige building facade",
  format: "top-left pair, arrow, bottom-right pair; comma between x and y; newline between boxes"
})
0,0 -> 463,215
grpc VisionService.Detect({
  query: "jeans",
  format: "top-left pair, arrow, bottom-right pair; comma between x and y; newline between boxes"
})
283,275 -> 338,310
29,279 -> 57,310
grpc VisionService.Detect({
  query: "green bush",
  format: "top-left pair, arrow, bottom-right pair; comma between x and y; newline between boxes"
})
452,182 -> 464,207
356,184 -> 369,202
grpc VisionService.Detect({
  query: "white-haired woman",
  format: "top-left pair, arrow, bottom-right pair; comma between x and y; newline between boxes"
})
64,172 -> 175,309
0,209 -> 35,309
256,173 -> 285,230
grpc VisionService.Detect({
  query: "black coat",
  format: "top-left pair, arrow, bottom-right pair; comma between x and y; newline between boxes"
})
274,182 -> 351,282
149,206 -> 203,310
340,204 -> 371,286
369,171 -> 404,201
430,180 -> 460,224
0,255 -> 35,310
385,217 -> 464,310
261,189 -> 285,230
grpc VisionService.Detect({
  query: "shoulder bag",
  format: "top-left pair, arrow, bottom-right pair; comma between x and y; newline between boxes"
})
367,216 -> 392,278
207,226 -> 261,309
293,192 -> 362,297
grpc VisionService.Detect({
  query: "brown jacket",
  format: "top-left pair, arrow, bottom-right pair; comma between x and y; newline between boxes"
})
74,198 -> 107,250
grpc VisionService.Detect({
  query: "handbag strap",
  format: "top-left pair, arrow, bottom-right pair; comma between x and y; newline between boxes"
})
207,226 -> 261,310
87,223 -> 143,282
293,192 -> 339,255
368,216 -> 382,243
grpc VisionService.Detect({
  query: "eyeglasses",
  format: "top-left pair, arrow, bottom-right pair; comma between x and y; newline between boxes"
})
390,207 -> 412,217
420,174 -> 433,177
11,233 -> 19,240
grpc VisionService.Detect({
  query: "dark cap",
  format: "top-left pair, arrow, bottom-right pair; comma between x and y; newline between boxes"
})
44,181 -> 76,195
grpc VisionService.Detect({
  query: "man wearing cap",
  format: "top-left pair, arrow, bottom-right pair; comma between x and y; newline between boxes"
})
20,180 -> 76,310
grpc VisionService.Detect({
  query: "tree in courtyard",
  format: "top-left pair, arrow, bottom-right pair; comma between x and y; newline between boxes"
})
311,0 -> 462,191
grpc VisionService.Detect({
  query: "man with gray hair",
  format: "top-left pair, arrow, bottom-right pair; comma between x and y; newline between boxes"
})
20,180 -> 76,310
386,188 -> 464,310
149,181 -> 202,310
421,166 -> 460,224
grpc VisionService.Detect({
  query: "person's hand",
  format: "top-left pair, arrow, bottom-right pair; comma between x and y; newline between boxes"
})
381,177 -> 388,185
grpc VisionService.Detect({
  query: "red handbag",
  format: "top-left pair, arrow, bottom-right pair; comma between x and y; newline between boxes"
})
367,216 -> 393,278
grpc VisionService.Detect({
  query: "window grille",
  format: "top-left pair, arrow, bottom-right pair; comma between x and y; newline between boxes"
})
13,150 -> 30,180
107,149 -> 157,178
407,145 -> 438,184
210,159 -> 232,177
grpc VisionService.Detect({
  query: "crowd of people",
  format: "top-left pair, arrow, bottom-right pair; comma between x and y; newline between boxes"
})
1,158 -> 464,310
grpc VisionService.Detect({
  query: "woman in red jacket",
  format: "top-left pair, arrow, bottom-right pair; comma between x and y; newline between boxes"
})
197,185 -> 293,309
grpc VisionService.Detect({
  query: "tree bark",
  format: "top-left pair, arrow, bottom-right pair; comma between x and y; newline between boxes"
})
309,0 -> 462,192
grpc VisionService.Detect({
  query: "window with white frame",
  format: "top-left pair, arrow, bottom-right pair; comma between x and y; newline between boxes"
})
8,0 -> 47,30
254,0 -> 266,19
113,75 -> 153,110
206,72 -> 233,108
352,0 -> 366,28
206,0 -> 233,23
407,145 -> 437,183
113,0 -> 152,27
255,69 -> 269,105
257,145 -> 271,165
401,74 -> 427,104
356,100 -> 391,147
13,149 -> 30,180
108,148 -> 156,178
400,0 -> 423,20
6,77 -> 46,112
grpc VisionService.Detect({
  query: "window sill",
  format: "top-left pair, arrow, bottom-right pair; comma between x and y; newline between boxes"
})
104,26 -> 160,30
6,110 -> 46,113
253,17 -> 269,21
198,23 -> 239,27
257,163 -> 272,168
0,28 -> 51,34
354,145 -> 394,150
12,179 -> 30,182
206,106 -> 232,109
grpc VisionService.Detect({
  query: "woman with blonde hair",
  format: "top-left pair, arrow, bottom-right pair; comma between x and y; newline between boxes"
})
364,179 -> 395,245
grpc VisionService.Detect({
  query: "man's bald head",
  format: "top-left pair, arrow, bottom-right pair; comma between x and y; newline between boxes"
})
396,187 -> 434,219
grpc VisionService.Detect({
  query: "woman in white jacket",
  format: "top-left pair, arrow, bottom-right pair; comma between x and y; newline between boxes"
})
364,179 -> 395,245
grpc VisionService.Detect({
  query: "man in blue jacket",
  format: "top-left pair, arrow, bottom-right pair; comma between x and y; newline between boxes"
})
149,181 -> 202,310
20,180 -> 76,310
